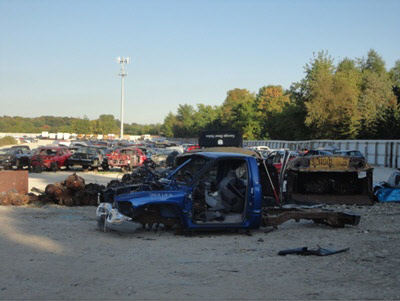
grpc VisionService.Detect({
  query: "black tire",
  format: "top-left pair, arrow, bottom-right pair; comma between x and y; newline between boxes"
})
50,162 -> 58,172
121,173 -> 132,183
82,165 -> 89,172
102,164 -> 109,171
92,160 -> 99,171
33,165 -> 42,173
97,215 -> 107,232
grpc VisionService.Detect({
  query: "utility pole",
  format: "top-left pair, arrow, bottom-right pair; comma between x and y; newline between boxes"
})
117,56 -> 130,139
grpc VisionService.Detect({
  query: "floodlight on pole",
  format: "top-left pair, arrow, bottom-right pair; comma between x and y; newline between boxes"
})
117,56 -> 130,139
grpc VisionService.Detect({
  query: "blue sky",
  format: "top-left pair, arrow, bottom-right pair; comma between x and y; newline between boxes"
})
0,0 -> 399,124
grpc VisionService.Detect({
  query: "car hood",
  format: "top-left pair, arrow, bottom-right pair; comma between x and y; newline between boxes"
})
114,190 -> 188,209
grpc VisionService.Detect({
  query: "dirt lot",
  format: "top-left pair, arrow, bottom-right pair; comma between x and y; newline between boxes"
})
0,167 -> 399,299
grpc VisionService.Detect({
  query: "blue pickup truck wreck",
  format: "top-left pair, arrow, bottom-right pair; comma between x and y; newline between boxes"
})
96,147 -> 360,233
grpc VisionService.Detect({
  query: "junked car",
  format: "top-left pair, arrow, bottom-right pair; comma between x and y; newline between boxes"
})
107,147 -> 147,171
30,146 -> 72,172
333,150 -> 365,159
0,147 -> 31,170
97,150 -> 360,233
66,146 -> 104,170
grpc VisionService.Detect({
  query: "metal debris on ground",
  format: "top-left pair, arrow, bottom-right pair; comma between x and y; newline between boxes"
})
262,207 -> 361,228
278,246 -> 350,256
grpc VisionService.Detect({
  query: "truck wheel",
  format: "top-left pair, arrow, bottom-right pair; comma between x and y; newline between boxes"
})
82,165 -> 89,172
102,164 -> 109,171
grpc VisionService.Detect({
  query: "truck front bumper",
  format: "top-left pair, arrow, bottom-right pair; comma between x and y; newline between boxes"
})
96,202 -> 142,233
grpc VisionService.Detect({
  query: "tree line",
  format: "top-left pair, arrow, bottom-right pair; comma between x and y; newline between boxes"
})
0,115 -> 161,136
1,49 -> 399,140
162,50 -> 400,140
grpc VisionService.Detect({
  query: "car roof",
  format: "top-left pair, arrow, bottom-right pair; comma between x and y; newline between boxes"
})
188,147 -> 261,158
178,151 -> 254,164
39,146 -> 67,150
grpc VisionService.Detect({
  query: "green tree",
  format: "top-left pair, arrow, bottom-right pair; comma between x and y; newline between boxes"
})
220,89 -> 259,138
358,51 -> 397,137
221,89 -> 255,123
389,60 -> 400,103
302,51 -> 336,138
360,49 -> 386,75
256,85 -> 290,113
332,58 -> 362,138
173,104 -> 196,137
256,85 -> 290,139
302,53 -> 362,138
161,112 -> 178,137
72,116 -> 91,134
97,114 -> 119,134
192,104 -> 221,135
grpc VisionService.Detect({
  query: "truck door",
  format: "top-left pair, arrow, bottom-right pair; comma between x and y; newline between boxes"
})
189,158 -> 250,227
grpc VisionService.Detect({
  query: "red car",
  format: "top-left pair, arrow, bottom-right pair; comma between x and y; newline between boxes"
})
107,147 -> 147,171
30,146 -> 72,172
267,150 -> 298,173
186,145 -> 200,152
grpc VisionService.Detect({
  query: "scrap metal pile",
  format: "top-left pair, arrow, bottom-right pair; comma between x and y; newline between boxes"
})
103,160 -> 173,201
0,173 -> 105,207
32,173 -> 105,206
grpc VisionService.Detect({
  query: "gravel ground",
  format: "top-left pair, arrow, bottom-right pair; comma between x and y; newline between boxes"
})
0,154 -> 399,299
0,203 -> 399,300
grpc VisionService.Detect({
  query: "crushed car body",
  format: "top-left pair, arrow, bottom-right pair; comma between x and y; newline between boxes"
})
285,154 -> 374,205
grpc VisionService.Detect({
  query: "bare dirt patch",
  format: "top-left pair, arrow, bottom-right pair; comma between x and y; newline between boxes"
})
0,203 -> 399,300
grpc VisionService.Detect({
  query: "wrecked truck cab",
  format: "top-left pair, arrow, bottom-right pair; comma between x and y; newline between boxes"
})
97,152 -> 264,232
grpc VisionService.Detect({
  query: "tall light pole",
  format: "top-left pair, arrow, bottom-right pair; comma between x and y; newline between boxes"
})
117,56 -> 130,139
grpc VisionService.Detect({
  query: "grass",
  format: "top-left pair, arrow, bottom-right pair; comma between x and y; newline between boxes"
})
0,136 -> 17,147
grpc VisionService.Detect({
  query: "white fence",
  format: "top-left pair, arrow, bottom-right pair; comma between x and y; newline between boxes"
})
244,139 -> 400,168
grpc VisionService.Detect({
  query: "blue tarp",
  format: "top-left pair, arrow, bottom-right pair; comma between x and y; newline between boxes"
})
375,187 -> 400,202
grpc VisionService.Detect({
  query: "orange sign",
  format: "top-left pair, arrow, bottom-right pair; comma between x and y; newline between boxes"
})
309,156 -> 349,170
